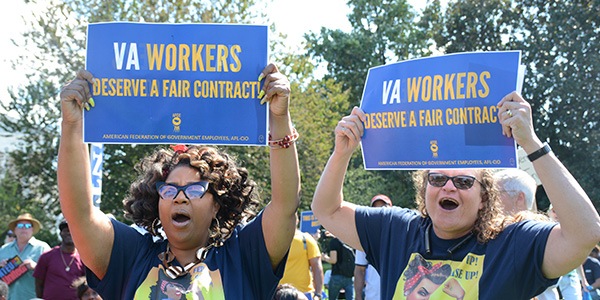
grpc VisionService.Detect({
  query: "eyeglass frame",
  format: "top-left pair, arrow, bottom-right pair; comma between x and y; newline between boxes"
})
427,173 -> 483,190
155,181 -> 210,200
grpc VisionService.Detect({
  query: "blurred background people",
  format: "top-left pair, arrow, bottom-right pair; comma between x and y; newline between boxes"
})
322,233 -> 355,300
2,230 -> 15,246
584,246 -> 600,300
547,205 -> 588,300
494,168 -> 537,215
494,169 -> 558,300
280,213 -> 324,300
0,280 -> 8,300
33,220 -> 85,299
354,194 -> 392,300
0,213 -> 50,299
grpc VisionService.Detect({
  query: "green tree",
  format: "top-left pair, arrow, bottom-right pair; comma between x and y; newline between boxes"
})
428,0 -> 599,209
426,0 -> 514,53
306,0 -> 428,103
304,0 -> 430,208
509,0 -> 600,209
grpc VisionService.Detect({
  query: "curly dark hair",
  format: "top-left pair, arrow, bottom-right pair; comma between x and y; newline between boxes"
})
272,284 -> 304,300
412,169 -> 506,243
123,145 -> 260,247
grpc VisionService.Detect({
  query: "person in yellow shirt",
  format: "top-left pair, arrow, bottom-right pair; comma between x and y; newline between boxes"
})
280,214 -> 324,300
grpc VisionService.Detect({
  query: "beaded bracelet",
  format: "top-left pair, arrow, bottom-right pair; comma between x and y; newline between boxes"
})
268,128 -> 299,149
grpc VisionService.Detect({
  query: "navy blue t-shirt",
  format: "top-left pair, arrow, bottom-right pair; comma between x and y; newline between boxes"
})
584,256 -> 600,286
87,211 -> 286,299
355,207 -> 557,300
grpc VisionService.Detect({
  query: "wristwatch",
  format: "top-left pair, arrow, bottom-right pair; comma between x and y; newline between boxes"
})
313,292 -> 322,299
527,142 -> 552,162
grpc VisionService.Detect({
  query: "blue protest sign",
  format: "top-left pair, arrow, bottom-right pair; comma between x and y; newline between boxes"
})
85,22 -> 268,145
360,51 -> 521,170
299,211 -> 320,234
90,143 -> 104,208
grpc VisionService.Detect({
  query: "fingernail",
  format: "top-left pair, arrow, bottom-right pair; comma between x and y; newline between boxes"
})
89,97 -> 95,107
258,90 -> 265,99
260,98 -> 267,105
258,73 -> 264,81
84,103 -> 91,111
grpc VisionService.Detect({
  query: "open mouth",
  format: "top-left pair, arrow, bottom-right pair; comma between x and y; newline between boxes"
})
171,212 -> 191,225
439,198 -> 459,210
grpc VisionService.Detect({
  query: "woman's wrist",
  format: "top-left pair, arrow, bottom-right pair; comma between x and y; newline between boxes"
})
519,138 -> 544,155
269,117 -> 293,137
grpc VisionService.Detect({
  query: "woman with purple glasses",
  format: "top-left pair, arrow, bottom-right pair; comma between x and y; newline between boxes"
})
312,92 -> 600,299
58,63 -> 300,299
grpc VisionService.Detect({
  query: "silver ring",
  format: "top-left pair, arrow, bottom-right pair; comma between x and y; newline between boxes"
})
506,109 -> 512,117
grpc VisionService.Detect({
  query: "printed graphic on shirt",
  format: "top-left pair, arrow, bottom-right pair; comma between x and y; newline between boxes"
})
393,253 -> 483,299
133,263 -> 224,299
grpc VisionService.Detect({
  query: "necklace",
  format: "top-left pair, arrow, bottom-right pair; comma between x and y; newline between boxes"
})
424,223 -> 474,258
60,250 -> 76,272
159,243 -> 213,279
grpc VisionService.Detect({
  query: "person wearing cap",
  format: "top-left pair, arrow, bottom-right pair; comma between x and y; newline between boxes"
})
0,212 -> 50,299
354,194 -> 392,300
33,221 -> 85,300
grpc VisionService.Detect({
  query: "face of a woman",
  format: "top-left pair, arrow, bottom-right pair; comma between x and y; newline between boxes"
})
164,283 -> 183,299
159,165 -> 219,249
425,169 -> 484,239
407,278 -> 440,300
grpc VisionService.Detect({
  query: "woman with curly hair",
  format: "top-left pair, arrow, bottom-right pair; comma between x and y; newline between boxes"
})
312,92 -> 600,299
58,63 -> 300,299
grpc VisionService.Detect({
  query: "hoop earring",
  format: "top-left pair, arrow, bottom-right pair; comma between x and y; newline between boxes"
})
213,217 -> 220,232
150,218 -> 162,237
211,217 -> 225,247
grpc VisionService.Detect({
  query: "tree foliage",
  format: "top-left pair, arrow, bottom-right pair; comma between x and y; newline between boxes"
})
424,0 -> 599,209
304,0 -> 432,208
0,0 -> 598,242
428,0 -> 514,53
306,0 -> 428,103
0,0 -> 266,237
509,0 -> 600,209
306,0 -> 599,210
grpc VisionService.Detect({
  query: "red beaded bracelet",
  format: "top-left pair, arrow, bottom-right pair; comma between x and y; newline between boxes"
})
268,128 -> 299,149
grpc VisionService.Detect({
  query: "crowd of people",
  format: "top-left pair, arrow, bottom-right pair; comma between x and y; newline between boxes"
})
0,62 -> 598,300
0,214 -> 102,300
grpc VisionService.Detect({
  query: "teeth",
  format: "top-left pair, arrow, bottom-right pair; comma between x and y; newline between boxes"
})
439,198 -> 459,210
439,198 -> 458,204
